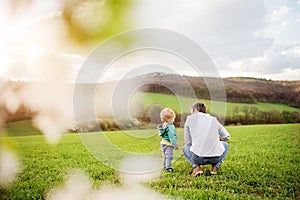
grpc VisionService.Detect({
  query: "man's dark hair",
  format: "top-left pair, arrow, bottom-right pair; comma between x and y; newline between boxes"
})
191,103 -> 206,113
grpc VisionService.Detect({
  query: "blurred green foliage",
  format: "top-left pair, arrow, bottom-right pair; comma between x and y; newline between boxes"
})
62,0 -> 133,44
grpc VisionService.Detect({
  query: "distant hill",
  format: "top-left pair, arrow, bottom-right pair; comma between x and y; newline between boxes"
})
124,73 -> 300,108
223,77 -> 300,107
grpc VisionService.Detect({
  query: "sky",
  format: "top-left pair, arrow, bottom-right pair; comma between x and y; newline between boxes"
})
0,0 -> 299,81
130,0 -> 300,80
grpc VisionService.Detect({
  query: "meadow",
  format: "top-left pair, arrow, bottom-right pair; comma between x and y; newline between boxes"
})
0,123 -> 299,199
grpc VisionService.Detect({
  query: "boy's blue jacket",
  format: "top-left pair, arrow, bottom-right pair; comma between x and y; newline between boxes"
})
157,123 -> 178,147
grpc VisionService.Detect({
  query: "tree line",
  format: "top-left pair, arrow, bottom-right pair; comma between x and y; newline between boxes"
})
73,105 -> 300,132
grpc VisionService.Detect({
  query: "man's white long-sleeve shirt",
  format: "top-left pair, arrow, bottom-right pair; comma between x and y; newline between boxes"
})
184,112 -> 230,157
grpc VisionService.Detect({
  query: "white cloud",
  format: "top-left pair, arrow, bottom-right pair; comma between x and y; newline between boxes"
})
280,20 -> 291,28
223,42 -> 300,80
269,6 -> 290,22
297,14 -> 300,22
294,45 -> 300,56
268,68 -> 300,80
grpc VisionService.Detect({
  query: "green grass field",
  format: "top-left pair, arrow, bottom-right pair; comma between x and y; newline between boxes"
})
0,123 -> 299,199
132,92 -> 300,115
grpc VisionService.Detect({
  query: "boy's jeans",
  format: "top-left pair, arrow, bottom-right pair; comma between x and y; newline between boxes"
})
183,142 -> 228,168
161,144 -> 174,169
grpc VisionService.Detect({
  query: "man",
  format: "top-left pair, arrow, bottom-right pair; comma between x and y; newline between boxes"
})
183,103 -> 230,176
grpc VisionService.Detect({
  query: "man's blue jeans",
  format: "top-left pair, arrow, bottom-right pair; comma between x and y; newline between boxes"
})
183,142 -> 228,168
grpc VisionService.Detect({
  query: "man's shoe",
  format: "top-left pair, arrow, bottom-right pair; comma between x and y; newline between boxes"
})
210,166 -> 217,175
191,166 -> 203,176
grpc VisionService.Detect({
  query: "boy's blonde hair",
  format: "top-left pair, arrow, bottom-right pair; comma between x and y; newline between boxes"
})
160,108 -> 176,122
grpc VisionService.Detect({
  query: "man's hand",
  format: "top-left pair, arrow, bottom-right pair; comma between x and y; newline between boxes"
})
174,146 -> 179,150
219,135 -> 229,141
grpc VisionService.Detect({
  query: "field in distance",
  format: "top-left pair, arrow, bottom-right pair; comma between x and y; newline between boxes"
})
132,92 -> 300,115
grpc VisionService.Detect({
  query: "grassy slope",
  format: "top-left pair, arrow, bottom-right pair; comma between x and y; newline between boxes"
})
132,92 -> 300,115
3,121 -> 42,136
0,124 -> 299,199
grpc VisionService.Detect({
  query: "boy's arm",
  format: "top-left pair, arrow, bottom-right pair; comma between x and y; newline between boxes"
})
168,125 -> 178,147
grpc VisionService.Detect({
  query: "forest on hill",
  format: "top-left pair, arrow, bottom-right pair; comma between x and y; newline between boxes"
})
132,73 -> 300,108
